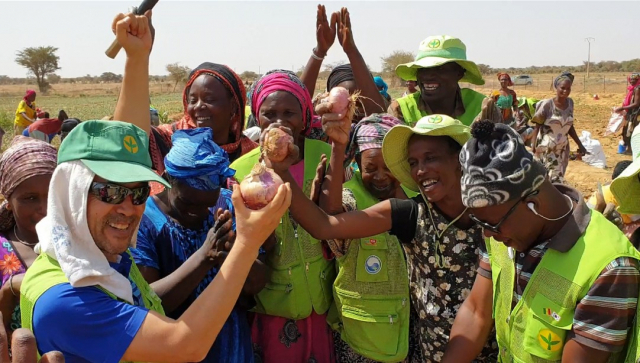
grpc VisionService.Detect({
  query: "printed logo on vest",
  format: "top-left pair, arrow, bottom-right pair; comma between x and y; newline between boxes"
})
537,329 -> 562,352
366,239 -> 377,246
365,255 -> 381,274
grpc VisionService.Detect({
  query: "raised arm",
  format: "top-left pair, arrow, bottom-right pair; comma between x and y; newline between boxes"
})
336,8 -> 385,115
300,5 -> 337,98
121,184 -> 291,362
112,12 -> 152,133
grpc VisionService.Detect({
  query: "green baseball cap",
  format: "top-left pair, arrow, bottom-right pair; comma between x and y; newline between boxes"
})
395,35 -> 485,86
382,114 -> 470,192
58,120 -> 170,187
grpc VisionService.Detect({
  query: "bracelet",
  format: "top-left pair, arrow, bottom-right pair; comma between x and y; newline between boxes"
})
8,274 -> 16,297
311,48 -> 325,61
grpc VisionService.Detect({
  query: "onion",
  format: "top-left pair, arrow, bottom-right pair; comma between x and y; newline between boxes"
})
240,163 -> 284,210
329,87 -> 351,115
263,127 -> 293,162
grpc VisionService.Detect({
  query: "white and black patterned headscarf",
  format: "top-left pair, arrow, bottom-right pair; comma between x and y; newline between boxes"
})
460,120 -> 546,208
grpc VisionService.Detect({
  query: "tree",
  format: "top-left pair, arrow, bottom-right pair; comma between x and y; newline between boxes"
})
380,51 -> 414,86
15,46 -> 61,93
166,63 -> 191,91
240,71 -> 259,81
100,72 -> 122,83
476,64 -> 493,75
47,74 -> 61,84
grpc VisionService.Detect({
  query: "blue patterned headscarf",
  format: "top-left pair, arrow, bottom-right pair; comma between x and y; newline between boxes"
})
164,128 -> 235,191
374,76 -> 390,99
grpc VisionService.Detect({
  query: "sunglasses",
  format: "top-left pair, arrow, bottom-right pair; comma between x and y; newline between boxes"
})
90,182 -> 150,206
469,190 -> 538,234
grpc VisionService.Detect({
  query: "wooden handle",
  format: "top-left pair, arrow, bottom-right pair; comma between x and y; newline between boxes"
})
105,39 -> 122,59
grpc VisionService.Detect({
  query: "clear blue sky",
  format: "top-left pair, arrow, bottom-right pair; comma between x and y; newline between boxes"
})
0,1 -> 637,78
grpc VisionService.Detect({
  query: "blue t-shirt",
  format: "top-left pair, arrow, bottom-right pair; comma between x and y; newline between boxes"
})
22,128 -> 57,143
131,188 -> 253,363
33,253 -> 149,363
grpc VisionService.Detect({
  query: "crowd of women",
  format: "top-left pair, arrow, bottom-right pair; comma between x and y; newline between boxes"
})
2,5 -> 640,363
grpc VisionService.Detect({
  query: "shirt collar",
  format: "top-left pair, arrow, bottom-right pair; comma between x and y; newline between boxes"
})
545,184 -> 591,253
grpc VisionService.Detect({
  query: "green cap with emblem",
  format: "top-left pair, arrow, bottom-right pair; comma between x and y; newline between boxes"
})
57,120 -> 170,187
395,35 -> 485,86
382,114 -> 470,192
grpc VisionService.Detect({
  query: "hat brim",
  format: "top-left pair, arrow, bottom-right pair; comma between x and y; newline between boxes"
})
611,159 -> 640,214
395,58 -> 485,86
81,159 -> 170,188
382,124 -> 471,192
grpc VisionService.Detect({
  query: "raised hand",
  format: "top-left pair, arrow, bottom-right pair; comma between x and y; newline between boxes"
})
315,95 -> 352,145
336,7 -> 356,54
112,10 -> 153,57
315,5 -> 337,57
309,154 -> 328,204
200,209 -> 235,267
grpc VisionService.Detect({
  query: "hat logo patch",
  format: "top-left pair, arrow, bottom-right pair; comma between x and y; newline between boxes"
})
123,135 -> 139,154
428,39 -> 441,49
428,115 -> 443,124
365,255 -> 381,274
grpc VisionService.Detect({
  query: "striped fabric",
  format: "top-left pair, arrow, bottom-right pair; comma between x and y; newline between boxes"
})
477,186 -> 640,352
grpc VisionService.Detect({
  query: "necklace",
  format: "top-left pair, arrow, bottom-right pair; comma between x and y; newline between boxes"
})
421,191 -> 469,268
13,225 -> 37,247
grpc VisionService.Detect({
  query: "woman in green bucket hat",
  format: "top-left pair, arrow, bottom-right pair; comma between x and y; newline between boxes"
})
388,35 -> 501,127
262,114 -> 499,362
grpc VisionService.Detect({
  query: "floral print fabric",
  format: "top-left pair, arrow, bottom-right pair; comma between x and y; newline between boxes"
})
0,234 -> 26,331
532,98 -> 575,183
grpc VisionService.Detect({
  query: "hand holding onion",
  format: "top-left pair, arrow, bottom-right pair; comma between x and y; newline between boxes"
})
259,124 -> 300,172
315,86 -> 358,145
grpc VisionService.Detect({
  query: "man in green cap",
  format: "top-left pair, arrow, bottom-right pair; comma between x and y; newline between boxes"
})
388,35 -> 500,127
19,12 -> 292,362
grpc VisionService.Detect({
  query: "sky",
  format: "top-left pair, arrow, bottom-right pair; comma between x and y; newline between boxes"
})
0,1 -> 637,78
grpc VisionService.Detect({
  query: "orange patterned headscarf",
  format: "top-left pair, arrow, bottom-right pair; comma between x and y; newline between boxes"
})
497,73 -> 513,86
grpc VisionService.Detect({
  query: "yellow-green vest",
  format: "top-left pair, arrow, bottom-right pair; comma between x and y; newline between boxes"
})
329,171 -> 410,362
396,88 -> 486,126
21,252 -> 164,363
230,139 -> 336,320
487,211 -> 640,362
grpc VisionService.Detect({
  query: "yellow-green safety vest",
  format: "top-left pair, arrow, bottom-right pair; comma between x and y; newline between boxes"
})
487,211 -> 640,362
396,88 -> 486,126
230,139 -> 336,320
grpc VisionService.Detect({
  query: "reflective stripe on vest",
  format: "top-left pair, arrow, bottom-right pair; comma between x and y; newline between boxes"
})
230,139 -> 336,319
488,211 -> 640,363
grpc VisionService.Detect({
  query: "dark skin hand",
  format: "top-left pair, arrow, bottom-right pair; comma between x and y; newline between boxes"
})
301,4 -> 337,97
0,313 -> 65,362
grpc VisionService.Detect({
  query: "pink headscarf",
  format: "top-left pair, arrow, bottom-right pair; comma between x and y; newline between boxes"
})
623,73 -> 640,107
23,89 -> 36,103
250,70 -> 314,131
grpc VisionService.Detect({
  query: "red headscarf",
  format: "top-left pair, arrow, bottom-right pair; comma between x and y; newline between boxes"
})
23,89 -> 36,103
624,73 -> 640,107
497,73 -> 513,87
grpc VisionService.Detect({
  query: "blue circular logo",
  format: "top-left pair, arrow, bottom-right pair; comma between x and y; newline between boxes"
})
365,255 -> 382,274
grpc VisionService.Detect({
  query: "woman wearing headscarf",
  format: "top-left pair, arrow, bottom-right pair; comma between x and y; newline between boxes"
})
263,114 -> 499,362
22,110 -> 68,143
14,90 -> 37,136
374,76 -> 392,105
315,114 -> 413,362
0,136 -> 57,338
300,6 -> 385,122
230,70 -> 335,363
616,73 -> 640,152
531,71 -> 588,183
491,73 -> 518,124
132,128 -> 262,363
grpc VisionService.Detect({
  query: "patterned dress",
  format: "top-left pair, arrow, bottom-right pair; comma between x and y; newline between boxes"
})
532,98 -> 574,183
390,198 -> 499,362
0,234 -> 27,332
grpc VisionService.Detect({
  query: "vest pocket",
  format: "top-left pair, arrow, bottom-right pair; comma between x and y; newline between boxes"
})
356,238 -> 389,283
341,305 -> 402,360
254,265 -> 308,319
523,293 -> 574,360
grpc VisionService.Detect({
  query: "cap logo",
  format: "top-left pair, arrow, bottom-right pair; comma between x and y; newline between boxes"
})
427,39 -> 441,49
123,135 -> 139,154
428,115 -> 443,124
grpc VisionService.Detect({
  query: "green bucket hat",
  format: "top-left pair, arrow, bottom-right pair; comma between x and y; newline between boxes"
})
395,35 -> 485,86
610,159 -> 640,214
58,120 -> 170,187
382,114 -> 470,192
